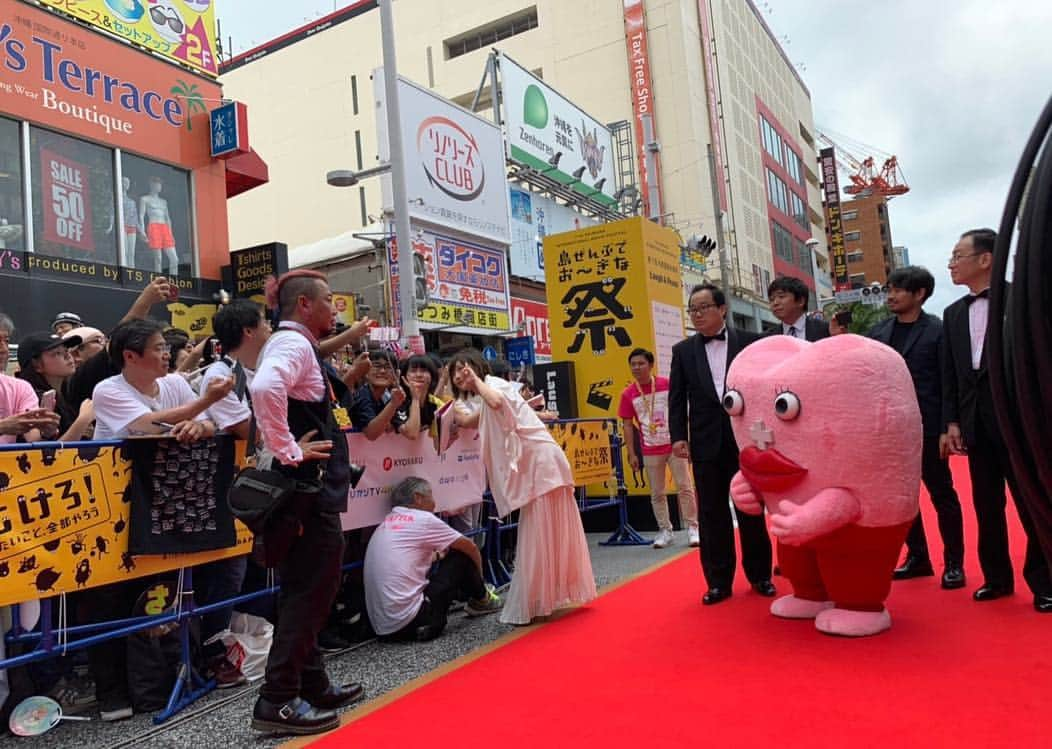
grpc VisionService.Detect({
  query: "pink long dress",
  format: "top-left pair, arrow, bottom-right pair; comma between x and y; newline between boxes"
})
476,376 -> 597,624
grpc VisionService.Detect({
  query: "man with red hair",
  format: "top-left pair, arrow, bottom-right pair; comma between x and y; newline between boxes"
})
249,270 -> 363,735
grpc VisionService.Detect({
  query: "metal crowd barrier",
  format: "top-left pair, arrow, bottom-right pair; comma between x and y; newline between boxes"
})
0,418 -> 647,723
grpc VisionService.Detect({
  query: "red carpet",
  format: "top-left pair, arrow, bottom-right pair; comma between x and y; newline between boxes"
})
307,457 -> 1052,747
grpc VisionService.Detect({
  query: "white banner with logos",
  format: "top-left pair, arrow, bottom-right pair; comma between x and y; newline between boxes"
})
499,53 -> 617,205
509,187 -> 598,280
374,68 -> 511,245
341,430 -> 487,530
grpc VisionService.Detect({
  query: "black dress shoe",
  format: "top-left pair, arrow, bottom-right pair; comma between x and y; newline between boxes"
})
892,555 -> 935,580
941,565 -> 966,590
302,683 -> 365,711
251,696 -> 338,735
752,580 -> 777,597
702,587 -> 732,605
1033,595 -> 1052,613
973,583 -> 1013,601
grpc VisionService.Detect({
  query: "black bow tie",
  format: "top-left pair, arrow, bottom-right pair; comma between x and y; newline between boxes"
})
700,330 -> 726,344
965,288 -> 990,306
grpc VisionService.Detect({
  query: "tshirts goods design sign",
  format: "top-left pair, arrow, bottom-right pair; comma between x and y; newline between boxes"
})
39,0 -> 220,78
374,67 -> 511,245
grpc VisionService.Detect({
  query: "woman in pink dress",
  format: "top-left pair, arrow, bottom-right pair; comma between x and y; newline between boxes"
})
449,350 -> 597,625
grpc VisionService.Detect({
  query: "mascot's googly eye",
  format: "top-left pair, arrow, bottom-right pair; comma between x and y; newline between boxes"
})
774,391 -> 801,420
723,389 -> 745,416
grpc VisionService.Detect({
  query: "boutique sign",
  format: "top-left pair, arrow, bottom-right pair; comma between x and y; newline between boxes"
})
0,1 -> 218,165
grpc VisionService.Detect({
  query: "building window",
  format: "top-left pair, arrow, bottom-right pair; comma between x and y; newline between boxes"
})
771,220 -> 795,263
789,191 -> 808,230
120,152 -> 195,276
850,273 -> 866,288
785,147 -> 803,185
30,127 -> 118,267
797,239 -> 812,274
846,250 -> 865,263
844,230 -> 861,241
842,209 -> 858,221
0,117 -> 25,253
760,115 -> 784,167
445,7 -> 539,60
766,168 -> 789,215
752,263 -> 762,294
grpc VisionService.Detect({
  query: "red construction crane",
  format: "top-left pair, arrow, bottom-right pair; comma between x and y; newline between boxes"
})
817,130 -> 910,199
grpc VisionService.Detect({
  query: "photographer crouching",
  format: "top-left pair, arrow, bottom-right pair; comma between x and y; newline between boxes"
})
247,269 -> 364,735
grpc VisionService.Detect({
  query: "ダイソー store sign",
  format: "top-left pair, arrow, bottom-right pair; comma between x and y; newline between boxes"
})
40,148 -> 94,251
0,1 -> 219,167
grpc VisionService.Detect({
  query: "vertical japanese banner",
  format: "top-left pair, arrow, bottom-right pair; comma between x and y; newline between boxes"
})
40,148 -> 95,252
820,147 -> 850,290
545,217 -> 683,495
623,0 -> 664,218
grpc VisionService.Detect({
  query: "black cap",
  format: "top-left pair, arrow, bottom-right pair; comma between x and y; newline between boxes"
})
17,332 -> 81,370
51,312 -> 83,332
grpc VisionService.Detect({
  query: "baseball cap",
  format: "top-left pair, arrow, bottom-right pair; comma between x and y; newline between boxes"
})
17,332 -> 82,370
51,312 -> 83,332
63,326 -> 106,346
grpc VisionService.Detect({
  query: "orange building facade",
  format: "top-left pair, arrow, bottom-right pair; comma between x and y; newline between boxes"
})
839,192 -> 893,287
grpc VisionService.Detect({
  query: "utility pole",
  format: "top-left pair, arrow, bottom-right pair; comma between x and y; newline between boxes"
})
706,143 -> 730,297
379,0 -> 421,349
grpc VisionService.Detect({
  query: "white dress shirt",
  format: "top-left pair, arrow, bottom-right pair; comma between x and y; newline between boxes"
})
249,321 -> 325,465
782,314 -> 806,338
968,292 -> 989,370
704,327 -> 729,398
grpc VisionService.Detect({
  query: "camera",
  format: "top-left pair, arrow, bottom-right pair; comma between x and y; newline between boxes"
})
349,462 -> 366,489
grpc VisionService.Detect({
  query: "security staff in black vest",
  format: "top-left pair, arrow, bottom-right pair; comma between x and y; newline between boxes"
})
867,266 -> 965,589
249,270 -> 364,735
942,229 -> 1052,612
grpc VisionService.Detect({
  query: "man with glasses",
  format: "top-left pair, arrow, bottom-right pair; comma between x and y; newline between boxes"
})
669,283 -> 773,605
942,228 -> 1052,612
349,349 -> 407,440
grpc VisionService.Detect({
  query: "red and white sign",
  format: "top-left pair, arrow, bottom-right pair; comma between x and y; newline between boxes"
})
623,0 -> 664,218
40,148 -> 94,252
511,297 -> 552,359
417,116 -> 484,201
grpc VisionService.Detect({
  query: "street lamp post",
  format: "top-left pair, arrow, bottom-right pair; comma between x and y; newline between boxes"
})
379,0 -> 421,349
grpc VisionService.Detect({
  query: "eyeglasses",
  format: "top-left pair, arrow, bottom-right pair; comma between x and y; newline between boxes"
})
152,343 -> 172,353
687,303 -> 719,315
149,6 -> 185,33
948,252 -> 982,264
370,361 -> 394,371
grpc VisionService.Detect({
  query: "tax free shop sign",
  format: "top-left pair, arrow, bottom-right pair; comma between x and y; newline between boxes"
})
0,0 -> 221,170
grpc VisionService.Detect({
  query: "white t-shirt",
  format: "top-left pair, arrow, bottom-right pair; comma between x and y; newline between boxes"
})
202,359 -> 253,432
92,373 -> 202,440
364,506 -> 463,635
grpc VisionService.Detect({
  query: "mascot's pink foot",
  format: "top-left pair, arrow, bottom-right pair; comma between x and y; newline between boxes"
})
770,595 -> 834,619
815,607 -> 891,637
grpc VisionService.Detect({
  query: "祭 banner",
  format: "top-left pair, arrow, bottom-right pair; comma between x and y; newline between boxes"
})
40,148 -> 94,252
39,0 -> 220,78
547,420 -> 614,486
0,444 -> 250,608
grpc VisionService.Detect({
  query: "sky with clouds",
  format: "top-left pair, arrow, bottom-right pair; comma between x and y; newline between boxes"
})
220,1 -> 1052,312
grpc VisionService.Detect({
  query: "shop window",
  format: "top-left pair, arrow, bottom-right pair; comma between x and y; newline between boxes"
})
0,118 -> 25,253
120,153 -> 195,276
29,127 -> 117,266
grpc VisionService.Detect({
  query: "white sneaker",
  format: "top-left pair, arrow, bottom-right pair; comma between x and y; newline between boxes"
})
653,529 -> 674,548
688,526 -> 700,547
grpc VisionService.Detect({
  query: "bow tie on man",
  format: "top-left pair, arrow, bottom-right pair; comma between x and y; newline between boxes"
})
965,288 -> 990,305
700,329 -> 727,345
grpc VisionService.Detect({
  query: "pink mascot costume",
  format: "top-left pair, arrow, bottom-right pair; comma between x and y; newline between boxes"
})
726,334 -> 922,636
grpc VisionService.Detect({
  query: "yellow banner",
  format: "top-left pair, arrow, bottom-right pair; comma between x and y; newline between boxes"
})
547,420 -> 614,486
0,445 -> 250,607
167,302 -> 217,336
40,0 -> 220,78
419,303 -> 510,332
333,294 -> 359,328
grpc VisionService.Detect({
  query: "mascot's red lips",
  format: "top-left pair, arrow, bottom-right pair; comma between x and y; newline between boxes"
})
739,446 -> 808,492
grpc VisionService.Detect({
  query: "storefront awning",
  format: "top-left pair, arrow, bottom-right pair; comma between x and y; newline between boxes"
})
224,148 -> 269,198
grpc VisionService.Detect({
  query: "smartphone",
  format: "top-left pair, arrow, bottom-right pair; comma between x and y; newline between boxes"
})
39,389 -> 57,411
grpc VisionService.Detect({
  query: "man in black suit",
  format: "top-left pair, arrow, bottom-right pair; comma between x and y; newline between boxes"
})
669,283 -> 773,605
942,228 -> 1052,612
868,266 -> 965,589
767,276 -> 830,340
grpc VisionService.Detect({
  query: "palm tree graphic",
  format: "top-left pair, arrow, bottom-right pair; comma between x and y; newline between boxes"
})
170,79 -> 207,131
